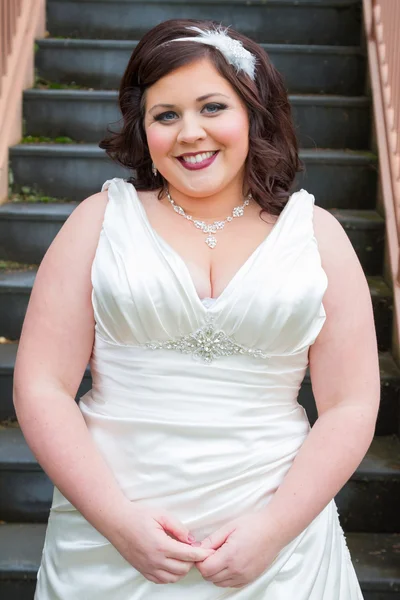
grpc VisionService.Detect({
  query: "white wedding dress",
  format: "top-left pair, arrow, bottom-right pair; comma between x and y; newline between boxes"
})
34,177 -> 363,599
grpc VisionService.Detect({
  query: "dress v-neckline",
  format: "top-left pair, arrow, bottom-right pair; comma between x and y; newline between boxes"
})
127,183 -> 298,313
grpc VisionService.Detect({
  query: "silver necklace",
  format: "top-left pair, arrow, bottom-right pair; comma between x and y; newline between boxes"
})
165,189 -> 252,249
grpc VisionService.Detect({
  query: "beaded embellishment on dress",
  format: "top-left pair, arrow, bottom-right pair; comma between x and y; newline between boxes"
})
145,317 -> 270,363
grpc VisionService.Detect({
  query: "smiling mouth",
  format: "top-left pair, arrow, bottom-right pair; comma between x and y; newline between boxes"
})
177,150 -> 219,164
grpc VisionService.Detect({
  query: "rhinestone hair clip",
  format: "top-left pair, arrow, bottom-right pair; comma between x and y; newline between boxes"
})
168,25 -> 257,81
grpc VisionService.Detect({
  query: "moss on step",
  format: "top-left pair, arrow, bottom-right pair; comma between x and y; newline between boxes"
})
21,135 -> 76,144
8,183 -> 71,203
34,75 -> 93,91
0,417 -> 19,430
0,260 -> 38,273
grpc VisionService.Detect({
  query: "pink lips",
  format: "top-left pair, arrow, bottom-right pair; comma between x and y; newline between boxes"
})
177,151 -> 219,171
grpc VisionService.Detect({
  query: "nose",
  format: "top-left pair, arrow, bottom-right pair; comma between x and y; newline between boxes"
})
176,114 -> 207,144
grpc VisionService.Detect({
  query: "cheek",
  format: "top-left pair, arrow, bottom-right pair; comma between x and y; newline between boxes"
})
214,115 -> 249,149
146,127 -> 173,158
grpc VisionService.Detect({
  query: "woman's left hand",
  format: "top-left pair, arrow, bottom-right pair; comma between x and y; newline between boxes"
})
193,512 -> 283,588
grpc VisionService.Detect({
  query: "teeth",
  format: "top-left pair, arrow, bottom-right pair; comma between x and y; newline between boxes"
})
181,151 -> 217,164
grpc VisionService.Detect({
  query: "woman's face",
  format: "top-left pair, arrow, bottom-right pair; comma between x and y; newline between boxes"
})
143,58 -> 250,199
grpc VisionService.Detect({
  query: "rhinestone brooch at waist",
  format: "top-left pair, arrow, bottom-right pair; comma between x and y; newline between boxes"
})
145,321 -> 270,363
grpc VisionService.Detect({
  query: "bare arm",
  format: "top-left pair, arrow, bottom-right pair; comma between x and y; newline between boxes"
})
13,192 -> 213,579
13,191 -> 135,541
260,205 -> 380,546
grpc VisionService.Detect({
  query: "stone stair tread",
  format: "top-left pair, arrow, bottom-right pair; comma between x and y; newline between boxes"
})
0,202 -> 76,220
36,38 -> 365,53
1,424 -> 398,479
0,270 -> 36,291
0,201 -> 384,224
347,533 -> 400,591
24,88 -> 371,106
9,143 -> 378,164
0,268 -> 392,294
0,523 -> 44,578
0,270 -> 391,300
1,343 -> 398,379
0,523 -> 398,590
45,0 -> 362,46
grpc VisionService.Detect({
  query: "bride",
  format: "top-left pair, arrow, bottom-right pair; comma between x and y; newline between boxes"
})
14,19 -> 379,599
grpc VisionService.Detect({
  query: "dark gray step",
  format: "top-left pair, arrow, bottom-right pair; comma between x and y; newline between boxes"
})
23,89 -> 371,150
0,270 -> 392,350
46,0 -> 362,46
1,337 -> 398,435
0,201 -> 384,274
9,144 -> 378,206
1,427 -> 399,532
35,39 -> 366,95
0,203 -> 74,265
336,435 -> 400,534
299,351 -> 400,437
347,533 -> 400,598
0,528 -> 399,600
0,341 -> 92,421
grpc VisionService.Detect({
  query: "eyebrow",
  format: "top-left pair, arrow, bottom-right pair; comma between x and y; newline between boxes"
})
148,93 -> 230,113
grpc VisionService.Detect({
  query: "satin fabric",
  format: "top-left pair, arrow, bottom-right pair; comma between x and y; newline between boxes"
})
35,177 -> 363,598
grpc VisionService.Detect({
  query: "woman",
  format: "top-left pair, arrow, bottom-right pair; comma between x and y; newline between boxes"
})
14,18 -> 380,599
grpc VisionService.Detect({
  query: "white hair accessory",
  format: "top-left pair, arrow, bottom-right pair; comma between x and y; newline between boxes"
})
168,25 -> 257,81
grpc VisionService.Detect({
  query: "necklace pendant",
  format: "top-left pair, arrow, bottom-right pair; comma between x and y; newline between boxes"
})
205,235 -> 217,249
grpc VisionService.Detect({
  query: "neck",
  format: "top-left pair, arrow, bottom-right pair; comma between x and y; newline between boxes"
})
163,181 -> 251,221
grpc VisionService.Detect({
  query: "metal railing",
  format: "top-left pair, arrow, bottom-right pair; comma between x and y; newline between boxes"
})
363,0 -> 400,361
0,0 -> 45,203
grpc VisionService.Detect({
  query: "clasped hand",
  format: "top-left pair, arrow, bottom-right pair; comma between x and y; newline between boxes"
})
111,503 -> 280,588
193,512 -> 281,589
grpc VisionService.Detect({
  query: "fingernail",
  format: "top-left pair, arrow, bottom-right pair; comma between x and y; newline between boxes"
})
188,534 -> 196,542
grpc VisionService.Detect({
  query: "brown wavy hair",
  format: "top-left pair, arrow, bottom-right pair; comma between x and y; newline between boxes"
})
99,19 -> 302,216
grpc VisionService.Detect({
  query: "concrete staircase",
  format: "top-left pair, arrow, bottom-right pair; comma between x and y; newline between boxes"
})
0,1 -> 399,597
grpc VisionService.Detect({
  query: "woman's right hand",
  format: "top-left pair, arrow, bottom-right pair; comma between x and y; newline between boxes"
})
108,501 -> 215,584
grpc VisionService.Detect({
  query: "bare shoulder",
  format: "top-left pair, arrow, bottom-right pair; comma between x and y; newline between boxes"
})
312,204 -> 356,264
14,189 -> 111,399
307,203 -> 380,418
311,204 -> 368,306
310,202 -> 374,342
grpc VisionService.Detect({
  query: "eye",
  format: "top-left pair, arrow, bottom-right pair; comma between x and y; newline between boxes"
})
203,102 -> 227,114
153,111 -> 177,122
153,103 -> 228,123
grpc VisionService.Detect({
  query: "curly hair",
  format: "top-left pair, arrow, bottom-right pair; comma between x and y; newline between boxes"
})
99,19 -> 302,216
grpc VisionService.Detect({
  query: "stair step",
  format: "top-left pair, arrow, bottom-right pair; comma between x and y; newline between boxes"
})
0,528 -> 398,600
0,427 -> 399,531
0,340 -> 92,421
23,89 -> 371,150
347,533 -> 400,598
1,340 -> 398,433
0,203 -> 75,264
336,435 -> 400,533
35,39 -> 366,95
0,269 -> 392,350
9,144 -> 377,206
0,201 -> 384,273
46,0 -> 362,46
299,351 -> 400,437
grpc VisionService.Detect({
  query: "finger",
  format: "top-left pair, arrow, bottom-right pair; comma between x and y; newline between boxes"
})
152,569 -> 183,584
156,513 -> 194,545
166,539 -> 215,562
195,549 -> 229,578
205,567 -> 230,583
200,524 -> 234,550
162,558 -> 193,577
